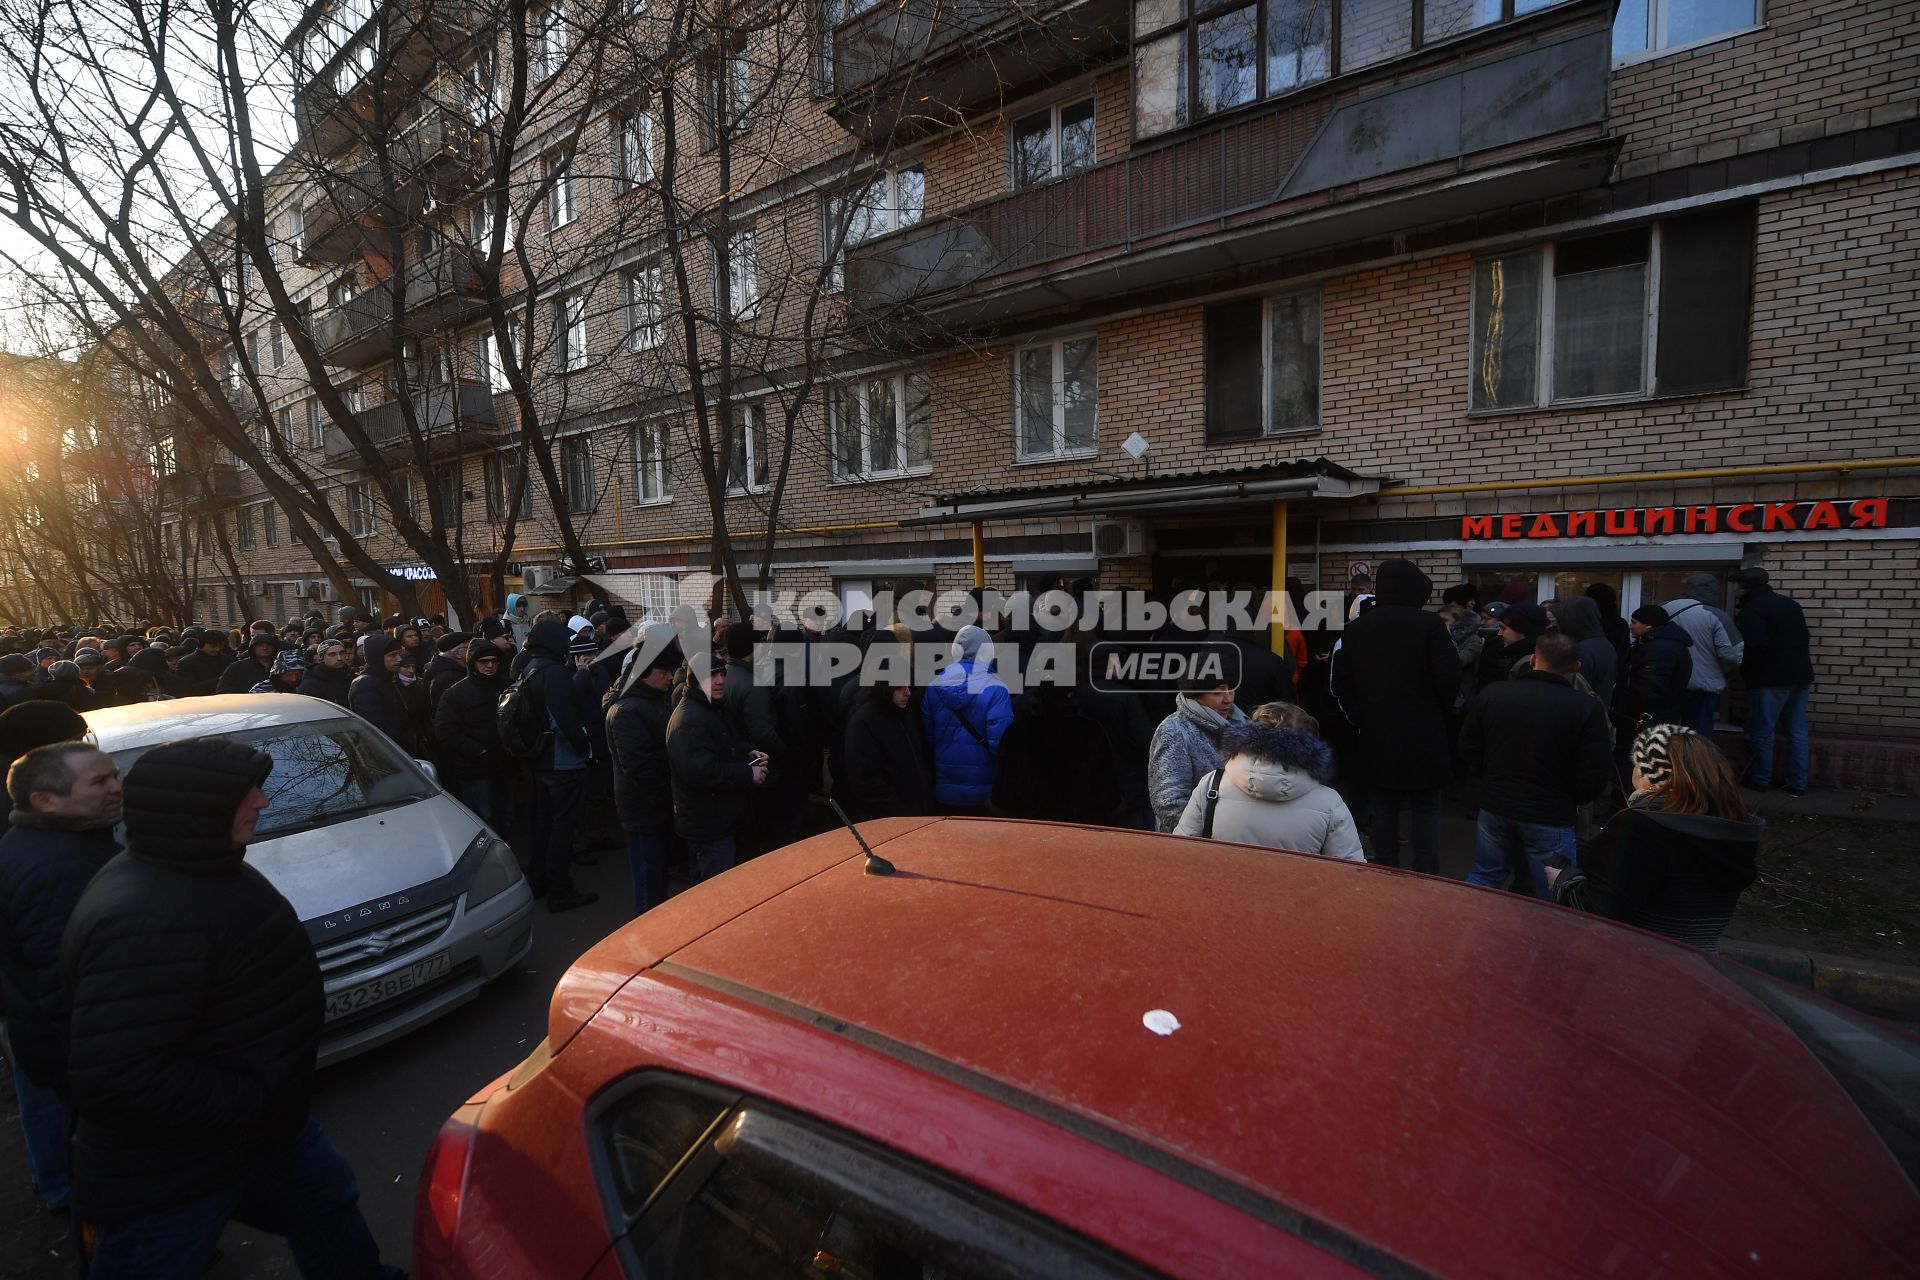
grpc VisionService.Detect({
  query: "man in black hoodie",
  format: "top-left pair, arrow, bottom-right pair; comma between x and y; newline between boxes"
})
1329,558 -> 1458,873
348,633 -> 418,754
216,633 -> 282,695
605,635 -> 681,914
435,640 -> 514,836
61,739 -> 398,1276
173,632 -> 231,697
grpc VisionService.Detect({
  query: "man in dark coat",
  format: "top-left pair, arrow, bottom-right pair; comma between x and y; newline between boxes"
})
348,632 -> 417,753
1329,558 -> 1458,873
605,637 -> 681,915
434,642 -> 515,837
424,633 -> 469,709
843,679 -> 934,821
524,619 -> 599,911
173,632 -> 231,696
60,739 -> 398,1276
1459,633 -> 1613,897
1731,567 -> 1814,795
299,639 -> 354,707
990,685 -> 1122,825
0,652 -> 39,708
1621,605 -> 1694,732
0,742 -> 121,1212
666,653 -> 767,883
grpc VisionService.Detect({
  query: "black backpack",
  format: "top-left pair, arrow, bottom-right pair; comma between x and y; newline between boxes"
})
496,658 -> 554,760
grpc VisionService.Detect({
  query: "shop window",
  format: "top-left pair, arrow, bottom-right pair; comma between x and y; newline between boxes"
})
1470,205 -> 1753,411
829,371 -> 933,479
1205,287 -> 1321,441
1010,100 -> 1095,189
1613,0 -> 1758,61
1014,337 -> 1098,461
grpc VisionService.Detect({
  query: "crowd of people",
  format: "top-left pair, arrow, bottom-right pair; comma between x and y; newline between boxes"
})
0,557 -> 1815,1273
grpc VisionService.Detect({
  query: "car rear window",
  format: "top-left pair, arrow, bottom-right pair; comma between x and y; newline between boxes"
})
110,719 -> 438,839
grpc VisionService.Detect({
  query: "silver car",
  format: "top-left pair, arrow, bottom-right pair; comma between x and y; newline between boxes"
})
83,693 -> 535,1065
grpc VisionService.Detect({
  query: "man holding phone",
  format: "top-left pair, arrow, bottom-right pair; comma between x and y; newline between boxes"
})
666,646 -> 769,884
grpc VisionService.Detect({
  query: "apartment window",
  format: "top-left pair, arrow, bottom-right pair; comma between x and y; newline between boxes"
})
824,164 -> 924,290
270,320 -> 286,366
708,49 -> 754,137
533,2 -> 567,81
263,502 -> 280,548
307,398 -> 326,449
278,406 -> 297,448
618,112 -> 655,189
625,266 -> 664,352
829,371 -> 933,480
1014,337 -> 1098,461
287,205 -> 306,260
556,294 -> 588,372
1204,287 -> 1321,440
1010,100 -> 1094,189
633,422 -> 673,504
1470,205 -> 1754,411
547,154 -> 576,229
486,449 -> 532,519
236,506 -> 257,551
469,45 -> 505,119
479,327 -> 515,392
560,434 -> 596,512
725,402 -> 769,493
722,230 -> 761,321
347,481 -> 377,537
1614,0 -> 1757,60
471,197 -> 498,249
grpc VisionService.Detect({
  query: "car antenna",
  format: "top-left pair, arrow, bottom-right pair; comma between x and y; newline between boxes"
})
827,797 -> 895,876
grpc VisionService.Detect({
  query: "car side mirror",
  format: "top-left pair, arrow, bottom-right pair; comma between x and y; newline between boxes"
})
415,759 -> 439,786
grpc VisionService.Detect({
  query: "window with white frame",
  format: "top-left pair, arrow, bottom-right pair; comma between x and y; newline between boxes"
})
287,205 -> 306,260
533,2 -> 567,80
633,421 -> 672,503
278,405 -> 297,448
556,294 -> 588,371
618,111 -> 655,189
628,572 -> 678,622
270,320 -> 286,365
468,45 -> 505,119
347,480 -> 377,537
471,196 -> 498,249
1204,287 -> 1322,441
1013,337 -> 1098,461
722,230 -> 760,320
560,434 -> 596,512
709,48 -> 753,137
829,371 -> 933,479
1613,0 -> 1758,61
307,397 -> 326,449
625,266 -> 664,352
479,326 -> 515,392
824,164 -> 924,290
1469,205 -> 1754,411
725,402 -> 769,493
1010,100 -> 1094,190
547,154 -> 576,229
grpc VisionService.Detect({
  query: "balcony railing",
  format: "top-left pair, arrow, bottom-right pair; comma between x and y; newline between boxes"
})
323,380 -> 504,464
293,0 -> 476,153
849,2 -> 1614,319
159,463 -> 243,511
315,251 -> 487,368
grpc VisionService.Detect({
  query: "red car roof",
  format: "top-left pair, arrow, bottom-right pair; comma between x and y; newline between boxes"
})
570,818 -> 1920,1278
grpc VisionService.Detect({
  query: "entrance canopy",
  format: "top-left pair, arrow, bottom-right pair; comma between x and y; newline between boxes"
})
902,459 -> 1384,526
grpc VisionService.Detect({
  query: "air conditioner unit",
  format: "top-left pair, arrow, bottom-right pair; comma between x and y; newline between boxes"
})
521,567 -> 553,594
249,581 -> 269,598
1092,518 -> 1154,559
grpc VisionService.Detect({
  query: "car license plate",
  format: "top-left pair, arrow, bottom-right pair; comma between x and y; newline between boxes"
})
324,952 -> 452,1022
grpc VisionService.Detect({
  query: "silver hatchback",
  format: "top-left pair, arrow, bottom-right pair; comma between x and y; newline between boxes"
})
83,694 -> 535,1065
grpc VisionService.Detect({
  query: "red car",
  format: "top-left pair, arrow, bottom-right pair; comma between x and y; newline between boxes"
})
414,818 -> 1920,1278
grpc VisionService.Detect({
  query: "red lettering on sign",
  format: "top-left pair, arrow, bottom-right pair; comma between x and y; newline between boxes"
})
1462,515 -> 1496,539
1727,504 -> 1757,533
1603,508 -> 1640,535
1529,513 -> 1561,538
1850,498 -> 1890,529
1644,507 -> 1677,535
1500,514 -> 1524,539
1762,502 -> 1798,531
1802,501 -> 1842,530
1684,506 -> 1719,533
1566,510 -> 1597,538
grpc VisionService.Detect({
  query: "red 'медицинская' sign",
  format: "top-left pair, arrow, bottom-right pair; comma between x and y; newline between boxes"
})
1461,498 -> 1890,541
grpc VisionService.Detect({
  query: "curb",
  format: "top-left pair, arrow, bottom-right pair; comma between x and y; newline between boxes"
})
1720,940 -> 1920,1022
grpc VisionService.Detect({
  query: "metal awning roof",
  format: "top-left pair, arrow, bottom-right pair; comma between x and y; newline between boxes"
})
904,459 -> 1385,526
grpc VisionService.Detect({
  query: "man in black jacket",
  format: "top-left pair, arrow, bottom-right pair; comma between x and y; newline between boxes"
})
1329,558 -> 1459,872
0,652 -> 36,708
1621,605 -> 1694,730
173,632 -> 231,696
1731,567 -> 1814,795
524,618 -> 599,911
215,634 -> 280,695
424,633 -> 469,709
0,742 -> 121,1213
1460,633 -> 1613,898
667,652 -> 767,883
606,637 -> 681,915
60,739 -> 398,1277
299,639 -> 354,707
348,633 -> 417,754
435,641 -> 515,837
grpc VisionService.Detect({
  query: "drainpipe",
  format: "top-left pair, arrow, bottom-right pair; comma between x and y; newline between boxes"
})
1269,501 -> 1289,657
971,520 -> 985,589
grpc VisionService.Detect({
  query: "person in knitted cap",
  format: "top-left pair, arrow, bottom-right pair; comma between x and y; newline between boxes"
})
250,649 -> 308,694
60,739 -> 400,1275
1622,604 -> 1694,732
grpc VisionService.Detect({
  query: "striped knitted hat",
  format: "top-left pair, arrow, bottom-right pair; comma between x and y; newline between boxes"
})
1632,723 -> 1697,790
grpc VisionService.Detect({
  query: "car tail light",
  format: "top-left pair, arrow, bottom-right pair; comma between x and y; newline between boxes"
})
414,1110 -> 478,1269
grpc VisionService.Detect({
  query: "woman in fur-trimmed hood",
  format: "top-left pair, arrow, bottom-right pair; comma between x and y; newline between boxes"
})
1173,716 -> 1364,862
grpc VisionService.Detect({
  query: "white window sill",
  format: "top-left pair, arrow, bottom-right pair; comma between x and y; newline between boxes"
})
632,494 -> 673,508
829,464 -> 934,486
1466,384 -> 1747,418
1012,448 -> 1099,467
1612,23 -> 1765,70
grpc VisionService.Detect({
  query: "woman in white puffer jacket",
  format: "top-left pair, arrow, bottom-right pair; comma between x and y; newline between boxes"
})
1173,705 -> 1365,862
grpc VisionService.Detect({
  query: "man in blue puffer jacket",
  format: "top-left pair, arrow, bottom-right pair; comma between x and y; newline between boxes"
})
922,625 -> 1014,812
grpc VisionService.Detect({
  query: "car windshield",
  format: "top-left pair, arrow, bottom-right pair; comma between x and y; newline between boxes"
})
110,719 -> 438,840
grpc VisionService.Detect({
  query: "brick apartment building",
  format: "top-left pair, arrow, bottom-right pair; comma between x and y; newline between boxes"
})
151,0 -> 1918,782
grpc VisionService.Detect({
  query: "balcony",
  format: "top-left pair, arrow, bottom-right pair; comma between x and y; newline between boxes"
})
160,463 -> 243,512
323,380 -> 504,466
848,0 -> 1617,327
314,251 -> 488,368
829,0 -> 1127,142
399,105 -> 486,187
293,0 -> 476,154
